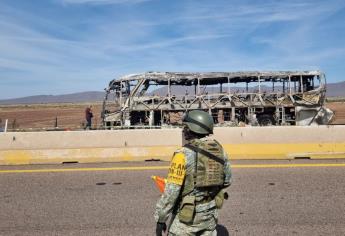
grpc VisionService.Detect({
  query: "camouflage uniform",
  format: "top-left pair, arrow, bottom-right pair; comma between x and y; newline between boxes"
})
154,137 -> 232,236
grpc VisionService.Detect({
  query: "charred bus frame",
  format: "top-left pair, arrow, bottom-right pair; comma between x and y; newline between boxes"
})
102,71 -> 332,128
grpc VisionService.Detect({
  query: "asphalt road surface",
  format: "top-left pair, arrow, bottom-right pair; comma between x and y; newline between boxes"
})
1,159 -> 345,236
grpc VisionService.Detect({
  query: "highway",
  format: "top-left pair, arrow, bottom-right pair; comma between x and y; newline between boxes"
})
1,159 -> 345,236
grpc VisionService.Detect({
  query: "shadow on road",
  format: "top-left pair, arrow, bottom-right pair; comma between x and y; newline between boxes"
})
216,224 -> 230,236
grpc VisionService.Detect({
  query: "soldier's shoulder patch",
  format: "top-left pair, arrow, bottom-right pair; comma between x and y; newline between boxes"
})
167,152 -> 186,186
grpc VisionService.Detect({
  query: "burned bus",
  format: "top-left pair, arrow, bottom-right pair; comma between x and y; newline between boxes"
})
101,71 -> 333,128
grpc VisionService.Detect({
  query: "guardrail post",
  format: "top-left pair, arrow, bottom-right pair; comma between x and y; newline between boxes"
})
4,119 -> 8,132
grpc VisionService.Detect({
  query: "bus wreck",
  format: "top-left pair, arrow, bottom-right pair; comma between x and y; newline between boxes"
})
101,71 -> 333,128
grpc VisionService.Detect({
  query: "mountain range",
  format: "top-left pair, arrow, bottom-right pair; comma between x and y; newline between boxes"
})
0,81 -> 344,105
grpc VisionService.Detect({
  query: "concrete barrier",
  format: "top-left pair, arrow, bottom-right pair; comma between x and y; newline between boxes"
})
0,129 -> 182,165
214,126 -> 345,159
0,126 -> 344,165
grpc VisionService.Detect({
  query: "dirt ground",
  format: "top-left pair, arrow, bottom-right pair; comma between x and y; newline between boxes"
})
0,103 -> 103,131
325,101 -> 345,125
0,101 -> 344,131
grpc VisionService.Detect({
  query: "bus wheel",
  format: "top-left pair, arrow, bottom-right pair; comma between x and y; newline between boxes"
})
258,114 -> 275,126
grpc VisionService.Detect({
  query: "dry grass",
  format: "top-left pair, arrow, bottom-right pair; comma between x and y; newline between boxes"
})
0,102 -> 103,131
325,101 -> 345,125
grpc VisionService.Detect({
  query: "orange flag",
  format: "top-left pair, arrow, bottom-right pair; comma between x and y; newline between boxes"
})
151,176 -> 166,193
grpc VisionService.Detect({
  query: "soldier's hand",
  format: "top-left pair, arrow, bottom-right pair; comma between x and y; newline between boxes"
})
156,222 -> 167,236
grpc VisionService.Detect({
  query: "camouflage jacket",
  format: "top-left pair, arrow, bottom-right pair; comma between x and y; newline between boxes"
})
154,137 -> 232,223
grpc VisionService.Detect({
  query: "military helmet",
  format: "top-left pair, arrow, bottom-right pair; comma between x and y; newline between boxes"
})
182,110 -> 214,135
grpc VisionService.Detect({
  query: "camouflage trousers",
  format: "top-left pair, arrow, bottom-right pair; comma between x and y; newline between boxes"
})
168,204 -> 218,236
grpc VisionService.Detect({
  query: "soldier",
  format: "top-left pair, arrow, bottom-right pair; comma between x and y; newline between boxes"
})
154,110 -> 232,236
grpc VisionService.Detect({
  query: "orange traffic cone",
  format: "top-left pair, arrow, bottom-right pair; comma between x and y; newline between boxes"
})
151,176 -> 166,193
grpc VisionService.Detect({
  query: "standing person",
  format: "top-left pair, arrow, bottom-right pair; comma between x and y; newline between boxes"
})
85,105 -> 93,130
154,110 -> 232,236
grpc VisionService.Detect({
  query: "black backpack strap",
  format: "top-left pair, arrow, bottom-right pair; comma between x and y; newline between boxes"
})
184,143 -> 225,165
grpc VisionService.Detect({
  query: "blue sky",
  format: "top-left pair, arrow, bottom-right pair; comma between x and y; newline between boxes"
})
0,0 -> 345,99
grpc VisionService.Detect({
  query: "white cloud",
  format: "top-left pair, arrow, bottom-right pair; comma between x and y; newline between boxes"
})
1,0 -> 345,99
